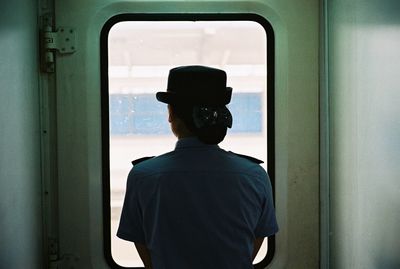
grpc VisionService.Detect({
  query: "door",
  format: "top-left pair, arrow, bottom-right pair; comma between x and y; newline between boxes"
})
46,0 -> 320,268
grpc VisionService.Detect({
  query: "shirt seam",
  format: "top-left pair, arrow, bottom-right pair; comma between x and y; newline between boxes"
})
133,168 -> 264,181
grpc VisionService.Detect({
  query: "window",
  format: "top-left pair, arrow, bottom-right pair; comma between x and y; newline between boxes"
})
101,14 -> 275,269
109,92 -> 263,135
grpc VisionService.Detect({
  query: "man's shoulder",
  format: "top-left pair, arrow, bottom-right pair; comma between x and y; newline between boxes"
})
222,151 -> 268,181
131,156 -> 155,166
130,151 -> 175,172
227,151 -> 264,165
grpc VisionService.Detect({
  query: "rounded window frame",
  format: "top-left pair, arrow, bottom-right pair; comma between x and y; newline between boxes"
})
100,13 -> 276,269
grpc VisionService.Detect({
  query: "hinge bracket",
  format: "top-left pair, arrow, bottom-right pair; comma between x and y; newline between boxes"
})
43,27 -> 76,54
40,14 -> 76,73
50,254 -> 80,269
48,238 -> 80,269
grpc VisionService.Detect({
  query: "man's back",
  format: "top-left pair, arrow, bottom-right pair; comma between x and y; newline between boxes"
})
117,137 -> 278,269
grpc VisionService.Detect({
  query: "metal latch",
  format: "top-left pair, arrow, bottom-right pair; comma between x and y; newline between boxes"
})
41,14 -> 76,73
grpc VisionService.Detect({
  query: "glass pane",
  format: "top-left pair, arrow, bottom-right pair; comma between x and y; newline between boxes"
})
108,20 -> 268,267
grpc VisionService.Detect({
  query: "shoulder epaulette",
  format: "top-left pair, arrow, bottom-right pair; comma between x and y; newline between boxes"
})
229,151 -> 264,164
131,156 -> 155,166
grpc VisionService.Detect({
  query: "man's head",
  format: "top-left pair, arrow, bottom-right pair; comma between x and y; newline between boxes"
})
156,66 -> 233,144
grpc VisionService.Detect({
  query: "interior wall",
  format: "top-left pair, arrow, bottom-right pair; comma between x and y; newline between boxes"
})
0,0 -> 43,268
328,0 -> 400,268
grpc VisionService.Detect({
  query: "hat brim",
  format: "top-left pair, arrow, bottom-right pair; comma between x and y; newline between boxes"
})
156,92 -> 177,104
156,88 -> 232,105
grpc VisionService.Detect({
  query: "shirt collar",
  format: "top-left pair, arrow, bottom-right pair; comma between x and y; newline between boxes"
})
174,136 -> 220,150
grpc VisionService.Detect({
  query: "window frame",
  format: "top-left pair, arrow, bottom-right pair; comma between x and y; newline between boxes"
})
100,13 -> 276,269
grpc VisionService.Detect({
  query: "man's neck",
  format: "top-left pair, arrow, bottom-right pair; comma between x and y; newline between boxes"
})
177,133 -> 196,140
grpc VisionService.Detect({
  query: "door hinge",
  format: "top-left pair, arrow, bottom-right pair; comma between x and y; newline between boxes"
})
40,14 -> 76,73
50,254 -> 80,269
48,238 -> 80,269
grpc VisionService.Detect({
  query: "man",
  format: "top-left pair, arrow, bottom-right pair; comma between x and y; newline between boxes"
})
117,65 -> 278,269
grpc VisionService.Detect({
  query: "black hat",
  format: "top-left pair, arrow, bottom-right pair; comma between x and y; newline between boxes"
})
156,65 -> 232,105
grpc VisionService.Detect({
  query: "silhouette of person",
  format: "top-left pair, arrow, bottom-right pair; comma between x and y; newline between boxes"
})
117,65 -> 278,269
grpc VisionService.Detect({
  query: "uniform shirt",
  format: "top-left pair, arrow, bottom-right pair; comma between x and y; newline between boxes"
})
117,137 -> 278,269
